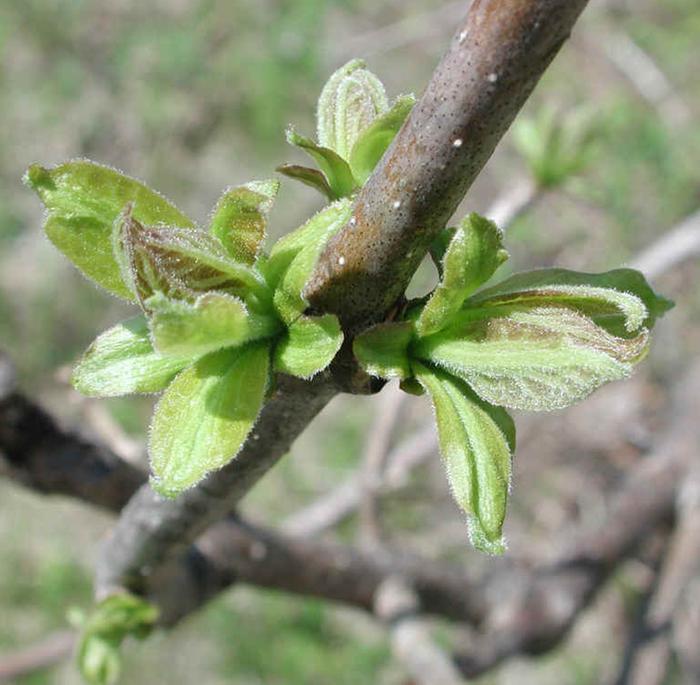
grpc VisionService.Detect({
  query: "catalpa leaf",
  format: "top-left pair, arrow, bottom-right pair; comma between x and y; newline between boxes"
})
416,213 -> 508,337
415,306 -> 648,411
468,268 -> 672,337
72,316 -> 192,397
270,199 -> 353,323
113,209 -> 268,309
349,94 -> 415,184
275,164 -> 334,200
209,180 -> 279,264
274,314 -> 343,378
147,291 -> 280,358
285,128 -> 356,199
149,344 -> 269,497
353,321 -> 414,380
316,59 -> 389,160
414,362 -> 514,554
23,160 -> 193,299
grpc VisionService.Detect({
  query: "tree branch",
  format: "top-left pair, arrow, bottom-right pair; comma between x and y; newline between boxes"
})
94,373 -> 336,598
306,0 -> 590,326
91,0 -> 592,603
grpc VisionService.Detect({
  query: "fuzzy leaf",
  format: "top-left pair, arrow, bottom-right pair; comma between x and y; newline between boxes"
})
286,128 -> 356,199
416,214 -> 508,337
275,164 -> 334,200
349,94 -> 415,184
415,306 -> 649,411
415,363 -> 514,554
269,199 -> 353,323
274,314 -> 343,378
77,593 -> 158,685
353,321 -> 414,380
113,209 -> 268,308
72,316 -> 192,397
208,180 -> 279,264
316,59 -> 389,160
147,291 -> 279,358
149,344 -> 269,497
24,160 -> 193,299
468,268 -> 672,336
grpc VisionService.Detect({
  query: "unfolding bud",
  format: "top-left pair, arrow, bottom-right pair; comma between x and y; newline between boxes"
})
281,59 -> 414,199
416,213 -> 508,337
317,59 -> 389,160
113,207 -> 267,309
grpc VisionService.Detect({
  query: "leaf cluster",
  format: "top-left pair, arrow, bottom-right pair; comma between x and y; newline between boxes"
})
71,593 -> 158,685
24,59 -> 672,555
24,60 -> 411,498
354,214 -> 672,552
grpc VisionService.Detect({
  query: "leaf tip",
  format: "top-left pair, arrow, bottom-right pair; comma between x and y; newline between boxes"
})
23,163 -> 54,193
467,516 -> 507,555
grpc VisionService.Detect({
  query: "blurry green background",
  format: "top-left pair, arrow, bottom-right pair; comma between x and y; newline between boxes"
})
0,1 -> 698,683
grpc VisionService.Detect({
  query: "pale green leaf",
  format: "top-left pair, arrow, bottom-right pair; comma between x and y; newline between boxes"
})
414,362 -> 513,554
149,344 -> 270,497
72,316 -> 192,397
415,306 -> 649,411
274,314 -> 343,378
467,267 -> 672,336
275,164 -> 334,200
79,636 -> 121,685
349,94 -> 415,184
113,210 -> 269,308
24,160 -> 193,299
286,128 -> 356,199
77,593 -> 158,685
353,321 -> 414,380
270,199 -> 353,323
147,291 -> 280,358
208,180 -> 279,264
316,59 -> 389,159
416,213 -> 508,337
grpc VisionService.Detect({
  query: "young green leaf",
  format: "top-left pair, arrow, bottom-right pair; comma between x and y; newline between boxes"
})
113,209 -> 269,308
77,593 -> 159,685
23,160 -> 193,299
208,180 -> 279,264
349,94 -> 415,184
414,363 -> 514,554
146,291 -> 280,358
415,306 -> 648,411
149,344 -> 270,497
265,198 -> 353,285
274,314 -> 343,378
316,59 -> 389,160
353,321 -> 414,380
285,128 -> 357,199
269,199 -> 353,323
416,213 -> 508,337
467,267 -> 673,336
275,164 -> 335,200
72,316 -> 192,397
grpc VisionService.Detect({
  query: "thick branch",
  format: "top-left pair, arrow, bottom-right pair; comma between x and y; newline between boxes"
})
307,0 -> 590,326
